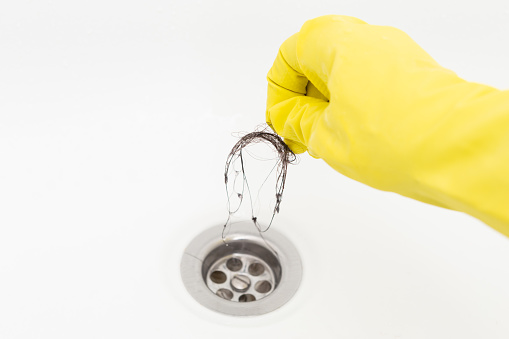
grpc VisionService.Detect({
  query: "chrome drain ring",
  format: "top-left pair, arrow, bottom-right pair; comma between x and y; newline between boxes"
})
180,221 -> 302,316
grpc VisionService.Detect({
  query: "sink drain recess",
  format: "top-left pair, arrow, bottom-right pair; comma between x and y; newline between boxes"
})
180,221 -> 302,316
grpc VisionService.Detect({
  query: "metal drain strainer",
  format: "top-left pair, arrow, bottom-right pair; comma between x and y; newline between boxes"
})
180,221 -> 302,316
207,250 -> 278,302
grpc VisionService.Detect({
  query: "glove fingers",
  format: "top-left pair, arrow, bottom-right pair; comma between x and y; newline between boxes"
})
266,15 -> 365,131
306,81 -> 328,101
266,33 -> 307,128
268,96 -> 328,154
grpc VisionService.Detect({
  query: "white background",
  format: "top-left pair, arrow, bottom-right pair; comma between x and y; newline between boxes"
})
1,0 -> 509,338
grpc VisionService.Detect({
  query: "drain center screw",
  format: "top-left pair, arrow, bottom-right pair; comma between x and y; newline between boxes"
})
230,274 -> 251,292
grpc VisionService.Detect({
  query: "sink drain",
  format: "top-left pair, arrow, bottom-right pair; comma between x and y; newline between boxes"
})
206,247 -> 277,302
180,221 -> 302,316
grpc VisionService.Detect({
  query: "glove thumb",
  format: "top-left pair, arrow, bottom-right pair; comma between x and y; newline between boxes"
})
267,96 -> 328,156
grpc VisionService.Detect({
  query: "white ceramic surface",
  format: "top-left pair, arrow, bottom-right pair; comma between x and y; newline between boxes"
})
1,1 -> 509,338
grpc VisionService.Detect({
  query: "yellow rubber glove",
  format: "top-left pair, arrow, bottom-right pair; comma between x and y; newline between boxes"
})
266,15 -> 509,236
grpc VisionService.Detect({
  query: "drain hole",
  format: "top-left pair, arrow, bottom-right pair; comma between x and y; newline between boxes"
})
216,289 -> 233,300
226,258 -> 243,272
248,262 -> 265,276
255,280 -> 272,293
238,294 -> 256,302
230,274 -> 251,292
210,271 -> 227,284
182,224 -> 303,315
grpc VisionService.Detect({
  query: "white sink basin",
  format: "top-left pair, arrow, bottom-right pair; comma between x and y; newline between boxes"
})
1,1 -> 509,338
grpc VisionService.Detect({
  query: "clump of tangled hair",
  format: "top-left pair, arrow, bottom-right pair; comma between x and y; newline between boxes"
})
223,127 -> 297,243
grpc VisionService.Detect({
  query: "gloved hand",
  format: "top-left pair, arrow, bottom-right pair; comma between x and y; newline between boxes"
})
266,15 -> 509,236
